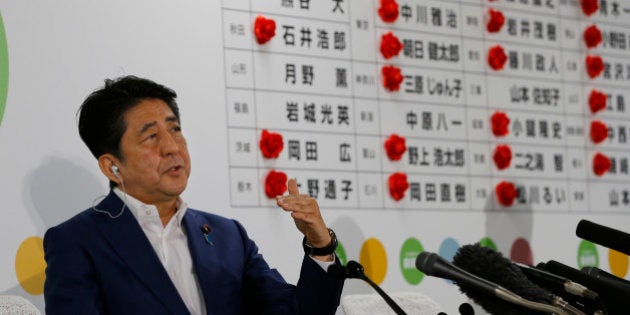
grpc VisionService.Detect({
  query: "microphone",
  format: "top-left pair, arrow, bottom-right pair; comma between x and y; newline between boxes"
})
327,261 -> 408,315
516,263 -> 598,301
453,244 -> 585,315
576,220 -> 630,256
516,263 -> 603,315
541,260 -> 627,314
581,266 -> 630,292
415,251 -> 568,315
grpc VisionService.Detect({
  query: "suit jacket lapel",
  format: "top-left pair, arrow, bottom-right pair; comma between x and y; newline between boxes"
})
94,191 -> 190,315
183,210 -> 225,314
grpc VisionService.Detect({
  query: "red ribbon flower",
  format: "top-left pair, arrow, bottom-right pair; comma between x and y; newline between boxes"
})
388,172 -> 409,201
382,65 -> 403,92
495,181 -> 517,207
590,120 -> 608,144
378,0 -> 399,23
488,45 -> 507,71
264,169 -> 287,198
254,16 -> 276,45
384,134 -> 407,161
581,0 -> 599,16
380,32 -> 403,59
585,55 -> 604,79
493,144 -> 512,170
583,24 -> 602,49
491,111 -> 510,137
589,90 -> 607,114
259,129 -> 284,159
593,152 -> 611,176
486,8 -> 505,33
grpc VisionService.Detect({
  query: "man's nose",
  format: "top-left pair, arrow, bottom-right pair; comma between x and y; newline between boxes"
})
160,132 -> 180,155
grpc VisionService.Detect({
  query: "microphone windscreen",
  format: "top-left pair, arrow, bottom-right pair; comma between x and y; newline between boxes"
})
453,243 -> 551,315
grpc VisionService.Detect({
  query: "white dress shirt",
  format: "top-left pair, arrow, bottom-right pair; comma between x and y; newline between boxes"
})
113,188 -> 206,314
113,188 -> 335,315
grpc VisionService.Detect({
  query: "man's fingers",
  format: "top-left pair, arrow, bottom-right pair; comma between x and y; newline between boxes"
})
287,178 -> 299,196
277,199 -> 317,214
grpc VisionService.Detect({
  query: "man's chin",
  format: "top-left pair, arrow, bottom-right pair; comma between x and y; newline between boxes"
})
165,182 -> 188,197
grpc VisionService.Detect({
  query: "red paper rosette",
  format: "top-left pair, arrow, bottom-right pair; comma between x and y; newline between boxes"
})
592,152 -> 611,176
488,45 -> 507,71
486,8 -> 505,33
378,0 -> 399,23
493,144 -> 512,170
254,15 -> 276,45
264,169 -> 287,198
590,120 -> 608,144
491,111 -> 510,137
588,90 -> 607,114
388,172 -> 409,201
583,24 -> 602,49
382,65 -> 403,92
581,0 -> 599,16
384,134 -> 407,161
380,32 -> 403,59
495,181 -> 517,207
585,55 -> 604,79
259,129 -> 284,159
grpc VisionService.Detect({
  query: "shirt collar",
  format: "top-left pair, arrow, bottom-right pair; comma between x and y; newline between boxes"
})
112,188 -> 188,225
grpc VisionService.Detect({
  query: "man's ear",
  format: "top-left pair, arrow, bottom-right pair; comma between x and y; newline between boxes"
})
98,154 -> 121,185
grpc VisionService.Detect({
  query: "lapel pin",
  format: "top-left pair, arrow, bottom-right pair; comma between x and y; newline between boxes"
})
201,224 -> 214,246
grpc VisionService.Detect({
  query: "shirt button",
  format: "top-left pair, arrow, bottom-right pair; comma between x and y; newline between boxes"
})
145,210 -> 151,215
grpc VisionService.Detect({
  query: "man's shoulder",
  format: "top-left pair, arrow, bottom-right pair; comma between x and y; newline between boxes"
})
185,208 -> 235,225
47,191 -> 125,233
44,207 -> 101,244
184,208 -> 248,235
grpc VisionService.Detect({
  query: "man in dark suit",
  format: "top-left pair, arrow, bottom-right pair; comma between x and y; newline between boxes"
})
43,76 -> 343,314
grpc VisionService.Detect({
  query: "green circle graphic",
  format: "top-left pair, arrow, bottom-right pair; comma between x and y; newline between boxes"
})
399,238 -> 424,285
479,237 -> 498,251
577,240 -> 599,269
335,241 -> 347,266
0,11 -> 8,127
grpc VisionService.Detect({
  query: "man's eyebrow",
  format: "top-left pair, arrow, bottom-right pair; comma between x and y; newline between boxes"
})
138,121 -> 157,135
165,115 -> 179,123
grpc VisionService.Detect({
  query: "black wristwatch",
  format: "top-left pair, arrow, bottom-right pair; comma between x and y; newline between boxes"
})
302,228 -> 338,256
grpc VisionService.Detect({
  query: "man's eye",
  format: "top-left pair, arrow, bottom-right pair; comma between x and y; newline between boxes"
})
172,126 -> 182,132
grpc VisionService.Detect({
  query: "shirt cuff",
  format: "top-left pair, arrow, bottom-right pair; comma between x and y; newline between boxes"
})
310,255 -> 336,271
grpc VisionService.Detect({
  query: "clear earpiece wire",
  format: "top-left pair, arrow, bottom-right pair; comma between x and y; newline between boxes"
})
91,177 -> 128,219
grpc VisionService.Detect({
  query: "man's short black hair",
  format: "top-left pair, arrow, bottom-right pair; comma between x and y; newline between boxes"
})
77,75 -> 180,187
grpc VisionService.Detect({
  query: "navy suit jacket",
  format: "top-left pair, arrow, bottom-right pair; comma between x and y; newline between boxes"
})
44,191 -> 343,314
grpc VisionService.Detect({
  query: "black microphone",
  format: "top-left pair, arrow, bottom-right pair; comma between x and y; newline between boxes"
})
541,260 -> 627,314
416,251 -> 567,315
327,261 -> 407,315
576,220 -> 630,256
516,263 -> 598,301
453,244 -> 584,315
515,263 -> 604,315
581,266 -> 630,292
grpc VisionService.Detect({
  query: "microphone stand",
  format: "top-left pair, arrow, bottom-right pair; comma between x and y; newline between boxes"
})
329,261 -> 407,315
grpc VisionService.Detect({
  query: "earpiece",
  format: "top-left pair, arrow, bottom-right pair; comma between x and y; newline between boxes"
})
111,165 -> 119,177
